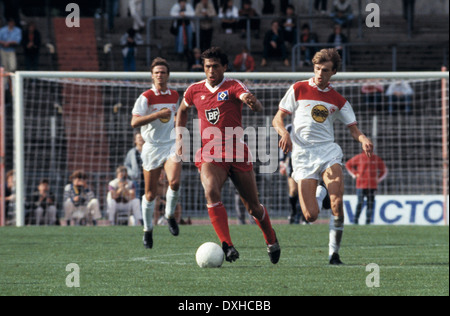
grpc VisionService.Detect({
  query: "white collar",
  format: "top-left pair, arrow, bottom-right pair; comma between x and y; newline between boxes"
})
309,78 -> 332,92
205,77 -> 226,93
152,84 -> 171,96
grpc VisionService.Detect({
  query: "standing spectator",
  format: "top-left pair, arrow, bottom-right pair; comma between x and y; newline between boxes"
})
107,166 -> 142,226
21,22 -> 41,71
327,24 -> 347,59
402,0 -> 416,31
299,23 -> 319,66
120,27 -> 143,71
385,80 -> 414,114
233,46 -> 255,72
314,0 -> 328,14
218,0 -> 239,34
63,170 -> 101,226
281,4 -> 298,46
238,0 -> 260,39
195,0 -> 217,52
0,18 -> 21,73
345,152 -> 388,224
106,0 -> 120,32
5,169 -> 15,224
124,132 -> 145,200
128,0 -> 145,31
261,20 -> 289,67
330,0 -> 353,27
30,178 -> 57,225
170,0 -> 195,56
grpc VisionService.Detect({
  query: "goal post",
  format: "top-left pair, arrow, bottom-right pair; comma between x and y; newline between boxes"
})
8,70 -> 450,227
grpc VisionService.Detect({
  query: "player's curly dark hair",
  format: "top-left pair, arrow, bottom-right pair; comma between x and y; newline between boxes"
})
151,57 -> 170,75
312,48 -> 342,71
201,47 -> 229,67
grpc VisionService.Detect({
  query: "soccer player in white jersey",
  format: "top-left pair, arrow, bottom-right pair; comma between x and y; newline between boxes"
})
131,57 -> 182,249
273,48 -> 373,264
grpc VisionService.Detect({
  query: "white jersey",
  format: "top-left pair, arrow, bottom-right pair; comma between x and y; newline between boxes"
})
279,78 -> 357,148
131,86 -> 179,147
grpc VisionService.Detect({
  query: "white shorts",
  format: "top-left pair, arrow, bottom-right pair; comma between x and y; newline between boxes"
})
291,142 -> 343,182
141,142 -> 176,171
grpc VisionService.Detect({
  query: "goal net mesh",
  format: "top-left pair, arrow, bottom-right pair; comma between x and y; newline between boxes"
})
12,73 -> 449,222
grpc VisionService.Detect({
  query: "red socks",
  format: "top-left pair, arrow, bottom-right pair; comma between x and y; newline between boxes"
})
254,204 -> 277,245
207,202 -> 233,246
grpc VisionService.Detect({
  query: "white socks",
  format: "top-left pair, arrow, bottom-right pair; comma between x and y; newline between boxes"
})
165,187 -> 179,219
142,196 -> 155,232
329,215 -> 344,258
316,185 -> 328,212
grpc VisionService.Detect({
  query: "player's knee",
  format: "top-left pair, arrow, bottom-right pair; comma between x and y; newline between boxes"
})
169,180 -> 180,191
304,213 -> 318,223
204,187 -> 221,203
145,191 -> 157,202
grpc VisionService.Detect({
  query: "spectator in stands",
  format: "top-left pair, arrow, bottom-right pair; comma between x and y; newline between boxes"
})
330,0 -> 354,27
106,0 -> 119,32
314,0 -> 328,14
124,132 -> 145,200
195,0 -> 216,52
21,22 -> 41,71
107,166 -> 142,226
5,169 -> 15,224
170,0 -> 195,56
0,18 -> 22,73
233,46 -> 255,72
238,0 -> 260,39
30,178 -> 57,225
385,80 -> 414,114
361,79 -> 384,112
187,47 -> 204,72
128,0 -> 145,31
402,0 -> 416,31
299,23 -> 319,66
120,27 -> 143,71
218,0 -> 239,34
281,4 -> 298,46
261,20 -> 289,67
345,152 -> 387,224
63,170 -> 101,226
327,24 -> 347,59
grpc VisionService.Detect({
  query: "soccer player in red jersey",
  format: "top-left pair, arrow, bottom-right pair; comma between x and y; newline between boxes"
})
175,47 -> 280,264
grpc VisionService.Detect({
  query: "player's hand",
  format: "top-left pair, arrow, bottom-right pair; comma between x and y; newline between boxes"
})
242,93 -> 260,112
362,139 -> 374,158
279,133 -> 292,154
279,162 -> 287,176
158,108 -> 172,120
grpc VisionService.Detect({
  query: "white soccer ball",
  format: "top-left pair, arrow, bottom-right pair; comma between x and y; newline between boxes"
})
195,242 -> 224,268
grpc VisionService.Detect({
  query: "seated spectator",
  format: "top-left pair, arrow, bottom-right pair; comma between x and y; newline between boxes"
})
327,24 -> 347,59
124,132 -> 145,199
170,0 -> 195,56
63,170 -> 101,226
218,0 -> 239,34
299,23 -> 319,66
120,28 -> 144,71
330,0 -> 354,27
195,0 -> 217,52
30,178 -> 57,225
107,166 -> 142,226
281,4 -> 298,46
261,20 -> 289,67
233,47 -> 255,72
386,80 -> 414,114
187,47 -> 204,72
238,0 -> 260,39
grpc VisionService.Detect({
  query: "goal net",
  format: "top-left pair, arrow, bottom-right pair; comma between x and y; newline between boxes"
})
4,71 -> 449,226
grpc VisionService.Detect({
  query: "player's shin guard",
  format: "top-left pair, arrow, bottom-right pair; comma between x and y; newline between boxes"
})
142,195 -> 155,232
165,186 -> 179,219
207,202 -> 233,247
329,215 -> 344,257
253,204 -> 277,245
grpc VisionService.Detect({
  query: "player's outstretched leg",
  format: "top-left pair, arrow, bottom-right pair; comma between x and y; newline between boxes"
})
253,204 -> 280,264
207,201 -> 239,262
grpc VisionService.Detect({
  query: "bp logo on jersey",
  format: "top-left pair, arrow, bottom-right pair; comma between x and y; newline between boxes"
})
311,104 -> 329,123
205,108 -> 220,125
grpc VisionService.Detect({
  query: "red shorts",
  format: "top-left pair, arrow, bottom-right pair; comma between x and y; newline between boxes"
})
194,143 -> 253,174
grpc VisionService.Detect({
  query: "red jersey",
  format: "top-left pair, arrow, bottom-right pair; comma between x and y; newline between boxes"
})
345,153 -> 388,189
184,78 -> 250,158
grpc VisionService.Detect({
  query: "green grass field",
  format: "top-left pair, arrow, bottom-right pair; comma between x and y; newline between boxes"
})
0,224 -> 448,296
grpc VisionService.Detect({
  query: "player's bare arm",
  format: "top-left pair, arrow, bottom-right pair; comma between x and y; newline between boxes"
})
130,108 -> 172,129
241,93 -> 262,112
175,99 -> 190,157
348,124 -> 374,158
272,109 -> 293,154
